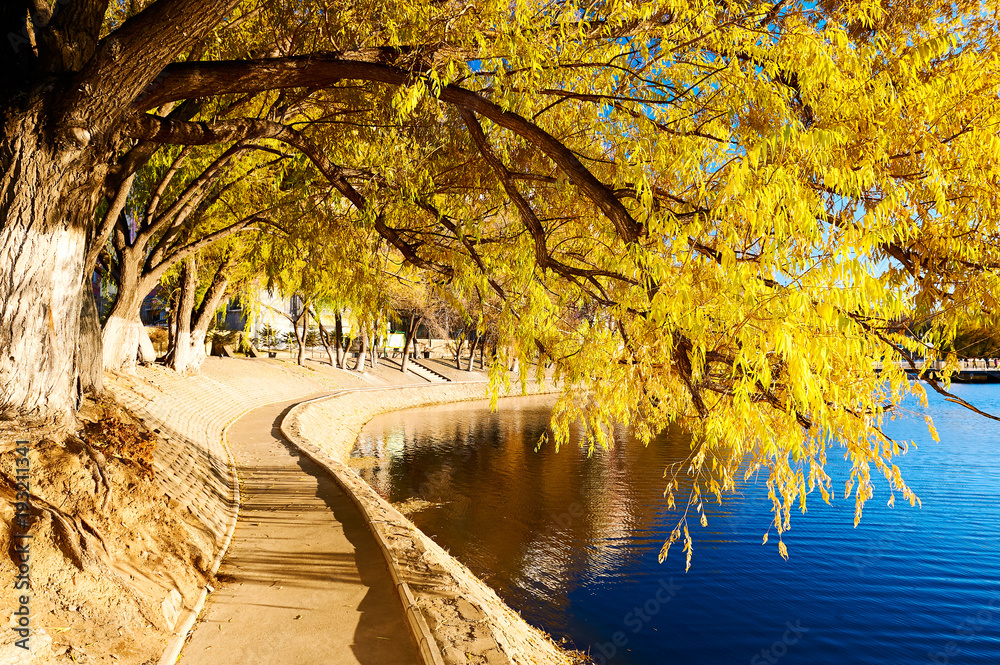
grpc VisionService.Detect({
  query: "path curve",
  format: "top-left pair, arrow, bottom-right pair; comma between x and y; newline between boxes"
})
178,395 -> 419,665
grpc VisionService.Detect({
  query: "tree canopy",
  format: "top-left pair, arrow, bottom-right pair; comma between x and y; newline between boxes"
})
2,0 -> 1000,564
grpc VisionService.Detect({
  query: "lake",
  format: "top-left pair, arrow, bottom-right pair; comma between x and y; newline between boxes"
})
353,386 -> 1000,664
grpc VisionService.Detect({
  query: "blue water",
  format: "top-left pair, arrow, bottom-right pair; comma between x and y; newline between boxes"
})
354,386 -> 1000,664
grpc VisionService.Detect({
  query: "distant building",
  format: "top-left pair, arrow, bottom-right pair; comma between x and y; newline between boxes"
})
139,285 -> 168,326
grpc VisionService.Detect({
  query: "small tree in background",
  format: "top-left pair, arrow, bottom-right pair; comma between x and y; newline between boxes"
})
257,324 -> 278,352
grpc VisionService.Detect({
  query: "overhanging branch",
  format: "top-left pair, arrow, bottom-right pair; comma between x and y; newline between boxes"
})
131,54 -> 645,244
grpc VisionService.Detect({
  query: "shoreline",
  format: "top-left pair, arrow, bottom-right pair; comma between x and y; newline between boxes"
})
281,382 -> 586,665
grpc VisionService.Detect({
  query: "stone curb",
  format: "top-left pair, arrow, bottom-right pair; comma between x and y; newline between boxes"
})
281,385 -> 469,665
282,382 -> 575,665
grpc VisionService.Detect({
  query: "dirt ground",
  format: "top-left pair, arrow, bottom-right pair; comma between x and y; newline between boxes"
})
0,396 -> 213,665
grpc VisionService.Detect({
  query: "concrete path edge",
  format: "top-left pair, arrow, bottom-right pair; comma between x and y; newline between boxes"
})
156,383 -> 474,665
280,385 -> 469,665
281,382 -> 577,665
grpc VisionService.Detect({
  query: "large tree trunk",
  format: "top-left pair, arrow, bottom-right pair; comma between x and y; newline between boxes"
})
77,284 -> 104,398
137,324 -> 157,364
169,257 -> 198,373
185,289 -> 228,374
101,311 -> 144,372
453,337 -> 465,369
170,254 -> 231,374
181,313 -> 211,376
101,249 -> 148,373
334,312 -> 345,368
183,306 -> 215,374
0,109 -> 106,420
355,323 -> 368,372
401,315 -> 421,374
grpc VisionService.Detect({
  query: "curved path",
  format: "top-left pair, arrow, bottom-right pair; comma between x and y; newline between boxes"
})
178,396 -> 419,665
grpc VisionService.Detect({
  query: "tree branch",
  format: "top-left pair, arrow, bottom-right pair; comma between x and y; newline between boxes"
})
138,141 -> 250,250
192,252 -> 235,332
125,114 -> 294,145
126,111 -> 450,275
85,173 -> 135,279
413,200 -> 508,300
143,215 -> 257,287
106,98 -> 204,189
460,107 -> 634,302
63,0 -> 239,134
145,145 -> 194,222
131,55 -> 644,243
145,151 -> 287,271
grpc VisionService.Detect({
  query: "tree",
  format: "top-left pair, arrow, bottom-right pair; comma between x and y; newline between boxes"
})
260,296 -> 309,365
310,307 -> 339,368
0,0 -> 235,418
256,323 -> 278,352
164,249 -> 242,374
4,0 -> 1000,563
333,312 -> 346,368
96,140 -> 280,372
253,184 -> 388,369
387,274 -> 450,374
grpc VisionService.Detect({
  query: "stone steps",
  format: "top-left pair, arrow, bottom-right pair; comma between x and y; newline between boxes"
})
407,359 -> 451,382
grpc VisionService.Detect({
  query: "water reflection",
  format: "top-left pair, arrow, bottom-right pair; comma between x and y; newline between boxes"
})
353,390 -> 1000,665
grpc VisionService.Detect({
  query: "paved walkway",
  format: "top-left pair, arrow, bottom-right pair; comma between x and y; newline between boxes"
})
179,397 -> 419,665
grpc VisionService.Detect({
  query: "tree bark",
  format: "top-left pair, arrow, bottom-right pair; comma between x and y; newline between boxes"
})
165,289 -> 178,362
454,337 -> 465,369
323,335 -> 336,366
466,335 -> 478,372
77,283 -> 104,398
137,325 -> 157,364
168,254 -> 231,374
169,257 -> 198,373
296,308 -> 307,366
101,244 -> 146,373
0,108 -> 101,420
187,258 -> 230,373
312,309 -> 336,367
401,315 -> 422,374
354,323 -> 368,372
334,311 -> 344,368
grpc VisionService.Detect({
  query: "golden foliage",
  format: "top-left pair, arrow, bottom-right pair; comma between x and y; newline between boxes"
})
115,0 -> 1000,562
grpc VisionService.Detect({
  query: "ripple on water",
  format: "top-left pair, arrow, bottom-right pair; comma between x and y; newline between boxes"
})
352,390 -> 1000,665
